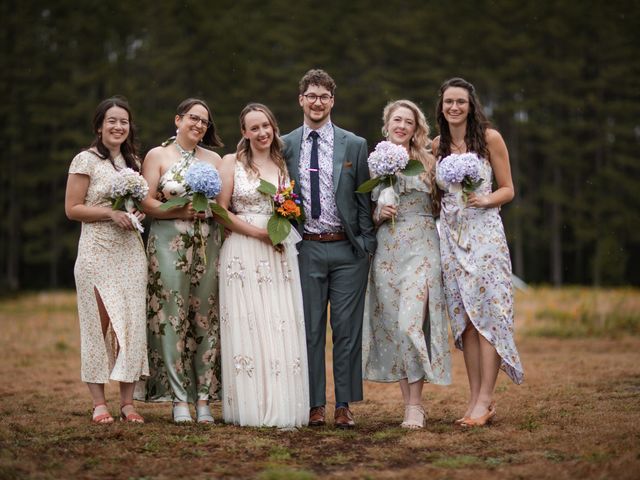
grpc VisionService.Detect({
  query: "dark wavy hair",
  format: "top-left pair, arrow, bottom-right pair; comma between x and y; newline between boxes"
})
236,103 -> 286,178
435,77 -> 491,159
176,98 -> 224,149
89,96 -> 140,170
298,69 -> 336,95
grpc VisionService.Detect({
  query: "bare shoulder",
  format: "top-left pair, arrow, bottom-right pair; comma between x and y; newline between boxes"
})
221,153 -> 238,169
144,145 -> 169,164
219,153 -> 239,177
486,128 -> 505,147
197,147 -> 223,167
432,136 -> 440,152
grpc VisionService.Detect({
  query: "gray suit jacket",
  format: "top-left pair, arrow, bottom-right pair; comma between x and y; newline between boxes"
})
282,124 -> 377,257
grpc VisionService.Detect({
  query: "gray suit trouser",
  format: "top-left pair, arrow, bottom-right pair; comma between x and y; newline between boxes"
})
298,239 -> 370,407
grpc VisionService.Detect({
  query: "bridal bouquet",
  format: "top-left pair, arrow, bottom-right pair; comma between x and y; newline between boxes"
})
110,168 -> 149,235
438,152 -> 483,204
257,179 -> 304,248
160,161 -> 230,262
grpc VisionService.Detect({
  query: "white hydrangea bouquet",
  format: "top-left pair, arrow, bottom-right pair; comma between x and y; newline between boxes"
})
356,141 -> 425,228
110,167 -> 149,235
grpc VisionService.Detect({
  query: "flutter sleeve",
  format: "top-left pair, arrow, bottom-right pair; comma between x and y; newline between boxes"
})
68,151 -> 94,176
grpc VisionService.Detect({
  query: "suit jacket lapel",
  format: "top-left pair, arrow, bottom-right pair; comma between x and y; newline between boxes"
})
332,126 -> 346,193
287,127 -> 303,194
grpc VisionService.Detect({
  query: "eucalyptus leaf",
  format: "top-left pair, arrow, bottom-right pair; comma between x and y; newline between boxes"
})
257,178 -> 277,196
159,196 -> 190,211
267,215 -> 291,246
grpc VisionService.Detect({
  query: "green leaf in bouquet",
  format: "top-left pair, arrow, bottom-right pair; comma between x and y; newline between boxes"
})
111,197 -> 124,211
267,215 -> 291,246
133,199 -> 144,212
159,196 -> 190,211
402,159 -> 426,176
257,178 -> 277,196
209,202 -> 231,225
463,177 -> 483,192
192,192 -> 209,212
356,177 -> 382,193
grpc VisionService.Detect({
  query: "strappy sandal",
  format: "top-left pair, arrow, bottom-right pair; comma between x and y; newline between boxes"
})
92,403 -> 114,425
401,405 -> 426,429
461,402 -> 496,427
120,404 -> 144,423
172,403 -> 193,423
196,403 -> 214,424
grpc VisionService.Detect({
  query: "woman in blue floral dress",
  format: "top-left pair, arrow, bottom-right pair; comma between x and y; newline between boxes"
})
434,78 -> 524,427
138,98 -> 224,423
363,100 -> 451,429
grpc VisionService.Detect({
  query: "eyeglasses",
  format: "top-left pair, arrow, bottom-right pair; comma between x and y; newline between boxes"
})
302,93 -> 333,104
181,113 -> 212,128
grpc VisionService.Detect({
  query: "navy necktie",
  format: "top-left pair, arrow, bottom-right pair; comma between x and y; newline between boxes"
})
309,131 -> 321,219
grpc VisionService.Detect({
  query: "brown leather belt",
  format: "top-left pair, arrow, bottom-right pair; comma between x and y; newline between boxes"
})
303,232 -> 347,242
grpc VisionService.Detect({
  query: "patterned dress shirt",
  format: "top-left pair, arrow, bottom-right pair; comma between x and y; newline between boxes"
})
299,122 -> 342,234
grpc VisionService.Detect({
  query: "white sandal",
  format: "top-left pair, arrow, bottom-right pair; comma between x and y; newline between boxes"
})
196,403 -> 214,424
401,405 -> 426,429
172,403 -> 193,423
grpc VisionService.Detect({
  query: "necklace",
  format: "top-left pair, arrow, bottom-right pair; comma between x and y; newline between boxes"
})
451,139 -> 466,152
174,139 -> 196,159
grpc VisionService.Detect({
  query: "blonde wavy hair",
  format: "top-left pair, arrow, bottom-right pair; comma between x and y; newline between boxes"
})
382,99 -> 440,213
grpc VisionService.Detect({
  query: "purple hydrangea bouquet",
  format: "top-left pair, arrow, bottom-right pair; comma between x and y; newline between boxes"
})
110,168 -> 149,235
438,152 -> 484,203
356,141 -> 425,193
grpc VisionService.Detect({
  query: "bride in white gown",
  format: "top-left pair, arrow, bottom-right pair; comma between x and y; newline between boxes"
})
217,103 -> 309,428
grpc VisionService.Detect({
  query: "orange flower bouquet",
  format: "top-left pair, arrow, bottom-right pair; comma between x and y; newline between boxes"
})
257,179 -> 304,247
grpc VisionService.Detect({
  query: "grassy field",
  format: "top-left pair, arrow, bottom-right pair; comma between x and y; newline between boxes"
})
0,288 -> 639,479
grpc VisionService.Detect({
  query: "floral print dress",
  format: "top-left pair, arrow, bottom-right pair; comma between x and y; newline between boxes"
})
70,151 -> 149,384
363,173 -> 451,385
436,154 -> 523,384
141,145 -> 222,403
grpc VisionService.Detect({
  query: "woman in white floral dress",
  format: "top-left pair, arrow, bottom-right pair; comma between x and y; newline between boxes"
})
139,98 -> 224,423
434,78 -> 524,427
363,100 -> 451,429
65,97 -> 149,424
218,103 -> 309,428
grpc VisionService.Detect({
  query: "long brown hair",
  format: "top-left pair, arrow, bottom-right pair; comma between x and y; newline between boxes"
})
435,77 -> 491,159
176,98 -> 224,149
236,103 -> 286,178
383,99 -> 440,213
89,96 -> 140,170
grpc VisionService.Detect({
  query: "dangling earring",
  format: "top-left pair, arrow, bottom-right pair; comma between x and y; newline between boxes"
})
176,128 -> 180,135
382,127 -> 388,139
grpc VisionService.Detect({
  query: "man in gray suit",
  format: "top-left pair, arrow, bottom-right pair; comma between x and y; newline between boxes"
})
282,69 -> 376,428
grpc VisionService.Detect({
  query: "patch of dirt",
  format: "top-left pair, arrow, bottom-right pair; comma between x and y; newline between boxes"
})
1,291 -> 639,479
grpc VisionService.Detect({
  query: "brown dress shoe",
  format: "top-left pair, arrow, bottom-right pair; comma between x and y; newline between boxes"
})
309,406 -> 326,426
334,406 -> 355,429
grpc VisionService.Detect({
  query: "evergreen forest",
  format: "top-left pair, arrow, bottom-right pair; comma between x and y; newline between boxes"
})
1,0 -> 639,291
